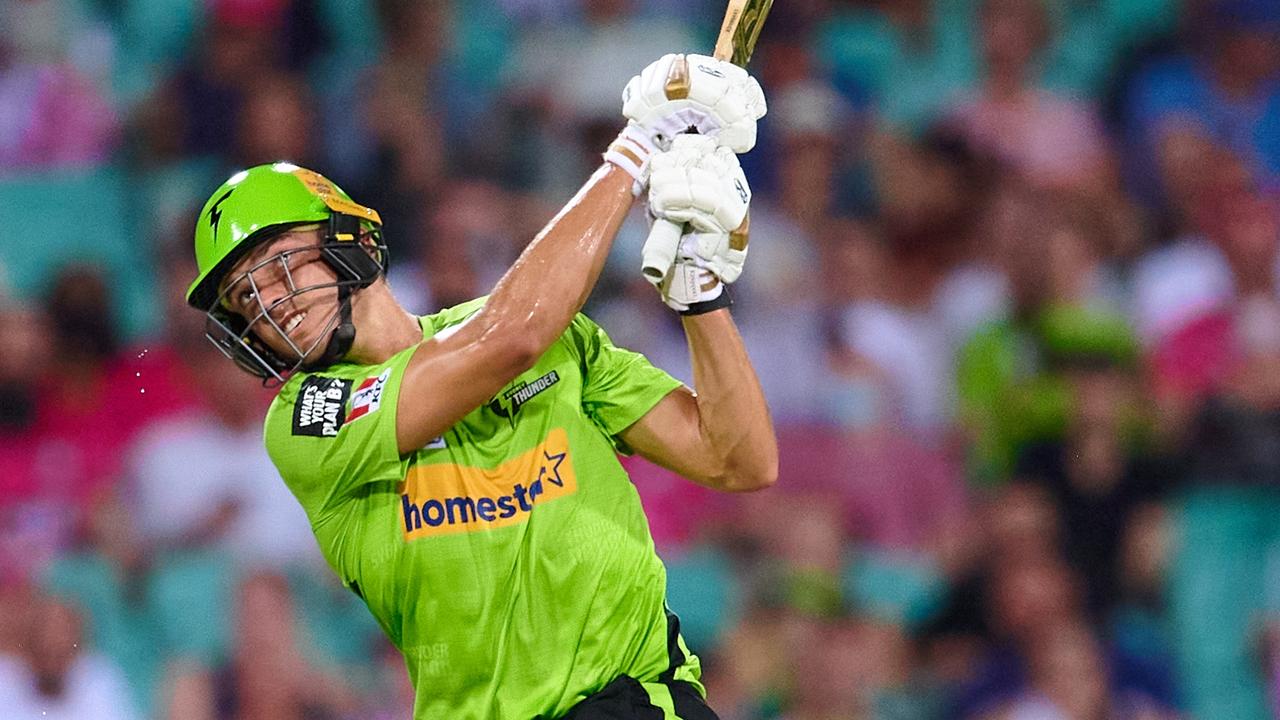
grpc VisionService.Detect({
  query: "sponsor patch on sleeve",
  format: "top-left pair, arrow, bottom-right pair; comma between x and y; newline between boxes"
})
292,375 -> 353,437
347,368 -> 391,423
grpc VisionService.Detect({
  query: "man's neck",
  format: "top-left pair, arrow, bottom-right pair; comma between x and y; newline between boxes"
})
343,283 -> 424,365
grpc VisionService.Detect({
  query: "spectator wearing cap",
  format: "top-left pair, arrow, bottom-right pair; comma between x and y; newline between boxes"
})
956,185 -> 1136,486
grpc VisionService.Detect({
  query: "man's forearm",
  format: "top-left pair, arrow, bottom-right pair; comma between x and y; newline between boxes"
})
683,308 -> 778,490
478,164 -> 634,355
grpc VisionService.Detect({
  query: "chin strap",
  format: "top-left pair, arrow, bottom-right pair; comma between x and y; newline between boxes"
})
310,288 -> 358,370
301,212 -> 387,370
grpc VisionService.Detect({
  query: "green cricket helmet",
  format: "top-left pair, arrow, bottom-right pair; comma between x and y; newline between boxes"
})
187,162 -> 389,384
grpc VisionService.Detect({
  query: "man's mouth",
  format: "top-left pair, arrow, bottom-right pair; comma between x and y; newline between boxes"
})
284,311 -> 308,334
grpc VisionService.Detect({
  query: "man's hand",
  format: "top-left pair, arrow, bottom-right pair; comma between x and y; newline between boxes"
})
656,231 -> 736,313
643,134 -> 750,305
649,134 -> 750,236
623,53 -> 766,153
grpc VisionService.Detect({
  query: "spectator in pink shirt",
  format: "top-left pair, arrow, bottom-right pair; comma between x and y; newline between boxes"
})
0,22 -> 117,171
944,0 -> 1110,193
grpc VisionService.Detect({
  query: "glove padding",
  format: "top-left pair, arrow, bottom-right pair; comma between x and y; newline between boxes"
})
623,53 -> 767,153
603,122 -> 658,196
659,232 -> 730,312
648,134 -> 751,237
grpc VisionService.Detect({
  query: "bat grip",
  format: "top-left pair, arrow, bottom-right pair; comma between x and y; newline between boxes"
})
641,219 -> 685,285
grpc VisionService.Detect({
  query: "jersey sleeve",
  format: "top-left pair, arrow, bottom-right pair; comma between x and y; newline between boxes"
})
567,313 -> 683,453
263,348 -> 416,518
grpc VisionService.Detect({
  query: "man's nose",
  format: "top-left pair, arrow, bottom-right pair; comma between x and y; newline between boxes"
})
253,277 -> 292,317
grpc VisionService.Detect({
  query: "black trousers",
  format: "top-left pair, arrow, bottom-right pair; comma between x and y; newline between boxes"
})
561,676 -> 720,720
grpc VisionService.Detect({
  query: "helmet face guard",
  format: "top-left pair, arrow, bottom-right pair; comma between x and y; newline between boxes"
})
202,213 -> 388,385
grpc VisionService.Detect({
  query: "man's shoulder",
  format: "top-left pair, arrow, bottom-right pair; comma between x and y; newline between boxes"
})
264,295 -> 488,420
426,296 -> 488,333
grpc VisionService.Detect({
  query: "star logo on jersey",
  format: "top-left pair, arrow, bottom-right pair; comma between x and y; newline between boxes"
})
538,449 -> 567,488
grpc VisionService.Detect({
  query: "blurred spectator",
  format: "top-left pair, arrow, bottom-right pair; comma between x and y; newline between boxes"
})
834,150 -> 988,438
957,186 -> 1137,485
41,483 -> 165,715
954,549 -> 1176,719
756,221 -> 971,557
0,2 -> 118,171
30,264 -> 130,522
162,4 -> 288,160
1141,183 -> 1280,437
999,621 -> 1176,720
386,179 -> 535,314
0,594 -> 140,720
816,0 -> 977,134
124,337 -> 315,571
321,0 -> 454,264
1143,182 -> 1280,720
768,80 -> 861,230
232,73 -> 315,171
944,0 -> 1111,193
706,493 -> 945,720
775,617 -> 875,719
1125,0 -> 1280,200
504,0 -> 697,194
32,264 -> 194,523
1015,359 -> 1157,618
1129,141 -> 1255,348
701,500 -> 846,720
163,571 -> 361,720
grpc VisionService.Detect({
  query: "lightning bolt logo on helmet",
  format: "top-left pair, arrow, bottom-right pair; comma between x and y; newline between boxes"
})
208,187 -> 235,243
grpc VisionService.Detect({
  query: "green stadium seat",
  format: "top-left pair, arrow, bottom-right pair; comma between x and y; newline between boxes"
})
0,165 -> 158,338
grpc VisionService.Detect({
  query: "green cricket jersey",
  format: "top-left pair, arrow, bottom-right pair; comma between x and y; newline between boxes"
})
263,299 -> 701,719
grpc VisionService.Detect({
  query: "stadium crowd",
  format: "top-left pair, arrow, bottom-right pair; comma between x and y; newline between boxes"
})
2,0 -> 1280,717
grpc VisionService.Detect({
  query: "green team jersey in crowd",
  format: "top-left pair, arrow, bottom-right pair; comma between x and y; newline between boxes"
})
263,298 -> 702,719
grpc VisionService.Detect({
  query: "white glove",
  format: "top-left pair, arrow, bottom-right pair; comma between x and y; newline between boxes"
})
656,229 -> 747,313
623,53 -> 767,153
603,122 -> 658,196
649,134 -> 750,235
642,134 -> 751,285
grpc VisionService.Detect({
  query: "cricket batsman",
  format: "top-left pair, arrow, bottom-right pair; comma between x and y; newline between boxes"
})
185,54 -> 775,719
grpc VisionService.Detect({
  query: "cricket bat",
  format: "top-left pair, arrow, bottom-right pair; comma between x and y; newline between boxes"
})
640,0 -> 774,286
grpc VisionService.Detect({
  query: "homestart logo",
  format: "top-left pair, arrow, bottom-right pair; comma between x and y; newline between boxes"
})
399,428 -> 577,540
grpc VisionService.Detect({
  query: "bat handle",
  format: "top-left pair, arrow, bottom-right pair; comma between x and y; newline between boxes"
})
641,218 -> 685,285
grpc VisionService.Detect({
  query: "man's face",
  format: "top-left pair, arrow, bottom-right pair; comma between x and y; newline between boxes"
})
219,225 -> 340,364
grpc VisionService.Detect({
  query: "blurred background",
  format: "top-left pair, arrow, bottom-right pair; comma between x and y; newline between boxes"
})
2,0 -> 1280,717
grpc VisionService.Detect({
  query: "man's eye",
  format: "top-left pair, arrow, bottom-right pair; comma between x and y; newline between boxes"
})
238,289 -> 255,307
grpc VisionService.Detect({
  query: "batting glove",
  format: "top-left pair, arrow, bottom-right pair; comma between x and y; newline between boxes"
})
649,134 -> 750,237
641,134 -> 750,288
623,53 -> 767,154
659,230 -> 742,314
